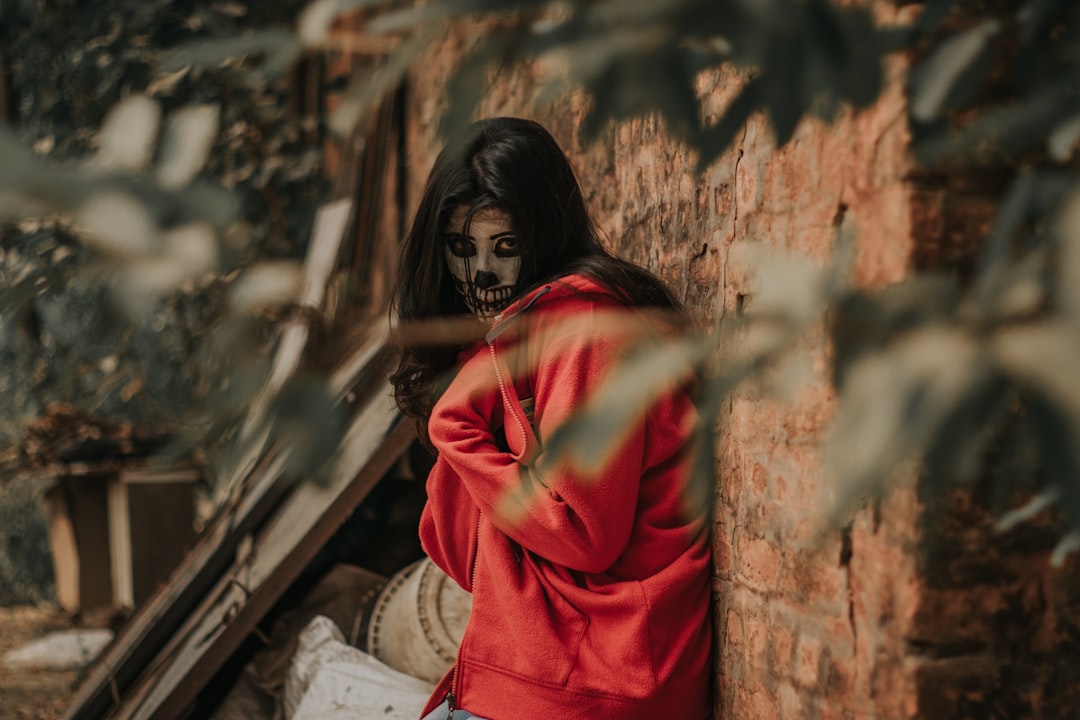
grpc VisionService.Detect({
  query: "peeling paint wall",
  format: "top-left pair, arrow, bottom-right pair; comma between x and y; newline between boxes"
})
400,3 -> 1080,717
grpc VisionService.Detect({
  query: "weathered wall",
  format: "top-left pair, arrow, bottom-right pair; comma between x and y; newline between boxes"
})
398,3 -> 1079,717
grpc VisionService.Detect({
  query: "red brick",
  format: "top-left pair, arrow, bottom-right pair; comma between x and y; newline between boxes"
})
733,684 -> 780,720
795,632 -> 823,687
778,681 -> 802,720
772,623 -> 796,670
736,534 -> 783,595
744,612 -> 771,667
714,528 -> 733,579
725,607 -> 744,651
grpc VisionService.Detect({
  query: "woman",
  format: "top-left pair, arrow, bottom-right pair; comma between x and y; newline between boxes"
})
391,117 -> 712,719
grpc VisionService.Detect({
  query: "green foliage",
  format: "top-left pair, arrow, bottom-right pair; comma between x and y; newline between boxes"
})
354,0 -> 887,165
337,0 -> 1080,557
0,0 -> 322,476
4,0 -> 1080,565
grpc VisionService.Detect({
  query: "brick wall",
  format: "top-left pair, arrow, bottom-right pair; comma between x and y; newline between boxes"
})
397,4 -> 1080,717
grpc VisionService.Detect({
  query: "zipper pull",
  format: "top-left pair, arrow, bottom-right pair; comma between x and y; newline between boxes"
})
445,691 -> 455,720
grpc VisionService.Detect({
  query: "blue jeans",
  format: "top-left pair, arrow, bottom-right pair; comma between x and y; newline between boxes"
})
421,700 -> 490,720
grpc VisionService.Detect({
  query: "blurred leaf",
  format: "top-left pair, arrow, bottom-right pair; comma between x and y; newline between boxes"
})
909,20 -> 1000,122
145,67 -> 191,96
535,25 -> 670,109
805,0 -> 847,67
117,258 -> 194,313
169,180 -> 243,229
1048,112 -> 1080,162
992,321 -> 1080,412
228,261 -> 303,313
1019,0 -> 1069,43
110,223 -> 218,315
590,0 -> 701,26
270,374 -> 348,484
975,171 -> 1036,286
0,128 -> 40,187
542,336 -> 708,476
440,25 -> 532,143
915,86 -> 1069,165
763,29 -> 807,146
163,221 -> 219,277
298,0 -> 403,45
825,325 -> 984,524
95,95 -> 162,171
979,247 -> 1047,322
823,209 -> 857,295
923,371 -> 1010,487
161,28 -> 303,78
0,191 -> 53,222
728,242 -> 826,326
996,485 -> 1061,532
1023,396 -> 1080,532
803,2 -> 885,111
156,104 -> 221,189
688,376 -> 729,516
75,191 -> 160,258
910,0 -> 959,39
1050,530 -> 1080,566
693,74 -> 760,171
329,25 -> 437,137
819,5 -> 884,110
298,0 -> 347,47
367,0 -> 549,34
1057,189 -> 1080,326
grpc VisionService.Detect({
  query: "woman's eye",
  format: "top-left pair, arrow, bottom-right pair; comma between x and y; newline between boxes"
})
495,237 -> 520,256
446,234 -> 475,257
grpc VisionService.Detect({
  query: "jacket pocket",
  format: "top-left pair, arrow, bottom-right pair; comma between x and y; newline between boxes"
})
569,579 -> 658,697
465,549 -> 587,686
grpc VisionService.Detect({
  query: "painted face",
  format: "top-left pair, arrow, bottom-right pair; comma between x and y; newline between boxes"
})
444,205 -> 521,318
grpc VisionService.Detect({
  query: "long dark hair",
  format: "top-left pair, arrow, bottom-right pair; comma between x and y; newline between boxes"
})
390,117 -> 682,431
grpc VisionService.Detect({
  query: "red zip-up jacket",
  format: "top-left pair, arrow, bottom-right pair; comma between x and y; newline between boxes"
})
418,274 -> 712,719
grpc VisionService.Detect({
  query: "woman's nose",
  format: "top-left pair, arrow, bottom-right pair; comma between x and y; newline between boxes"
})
473,270 -> 500,289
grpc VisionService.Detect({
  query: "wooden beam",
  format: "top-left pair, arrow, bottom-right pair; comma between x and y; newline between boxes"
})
215,198 -> 355,507
107,478 -> 134,610
0,54 -> 9,123
62,330 -> 390,720
111,392 -> 413,720
44,485 -> 80,614
60,451 -> 287,720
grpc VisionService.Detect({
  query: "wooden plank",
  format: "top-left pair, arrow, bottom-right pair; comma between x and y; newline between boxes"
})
44,485 -> 81,614
107,478 -> 134,610
0,55 -> 8,124
60,452 -> 288,720
69,476 -> 115,612
121,468 -> 200,485
112,388 -> 412,720
223,198 -> 355,500
62,331 -> 392,720
125,479 -> 198,605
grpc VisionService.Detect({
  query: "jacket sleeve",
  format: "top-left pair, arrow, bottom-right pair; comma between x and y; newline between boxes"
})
428,324 -> 643,574
418,455 -> 480,592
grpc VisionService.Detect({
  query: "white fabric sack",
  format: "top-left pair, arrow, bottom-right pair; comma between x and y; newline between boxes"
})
284,615 -> 435,720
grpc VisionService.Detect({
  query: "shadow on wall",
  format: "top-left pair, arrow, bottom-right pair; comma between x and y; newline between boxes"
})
0,475 -> 55,605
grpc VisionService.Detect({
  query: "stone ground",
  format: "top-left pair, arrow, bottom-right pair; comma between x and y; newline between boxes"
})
0,605 -> 112,720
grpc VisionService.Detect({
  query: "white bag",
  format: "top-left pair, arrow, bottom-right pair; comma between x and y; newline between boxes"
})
284,615 -> 434,720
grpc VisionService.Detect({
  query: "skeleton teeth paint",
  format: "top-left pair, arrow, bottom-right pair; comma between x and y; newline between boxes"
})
445,206 -> 521,319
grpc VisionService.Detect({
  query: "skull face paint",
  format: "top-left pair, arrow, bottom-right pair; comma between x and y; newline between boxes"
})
445,205 -> 521,318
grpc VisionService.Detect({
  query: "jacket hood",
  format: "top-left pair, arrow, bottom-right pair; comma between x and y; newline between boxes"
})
487,273 -> 621,341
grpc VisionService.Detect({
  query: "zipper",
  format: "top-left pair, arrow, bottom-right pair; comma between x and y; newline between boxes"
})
484,284 -> 549,459
485,284 -> 552,343
439,511 -> 482,720
488,341 -> 529,457
433,286 -> 551,720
